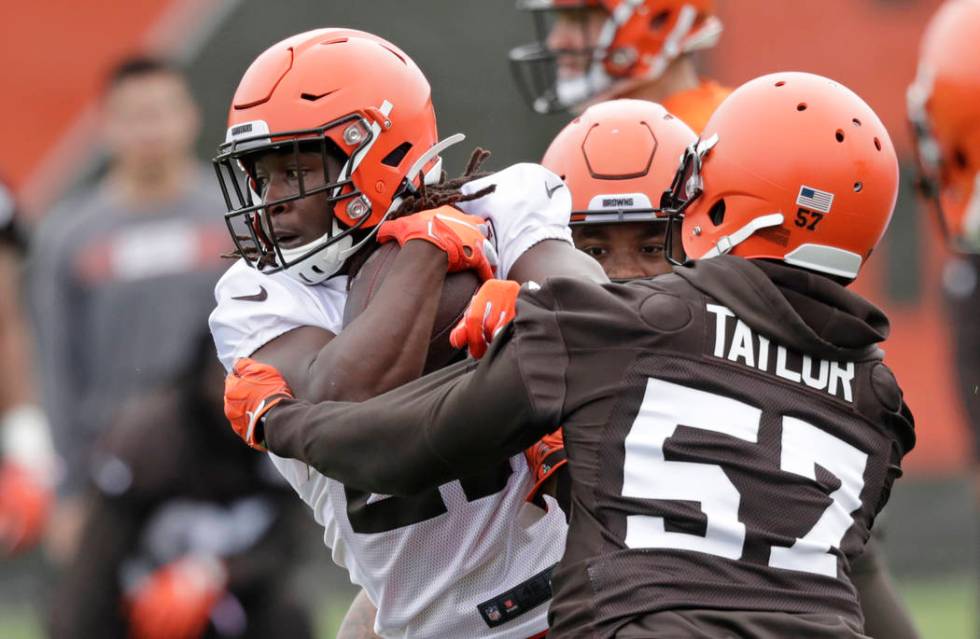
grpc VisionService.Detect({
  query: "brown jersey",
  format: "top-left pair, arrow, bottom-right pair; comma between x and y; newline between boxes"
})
264,255 -> 915,639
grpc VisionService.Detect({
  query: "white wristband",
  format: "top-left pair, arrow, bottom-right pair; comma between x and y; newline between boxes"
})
2,404 -> 60,481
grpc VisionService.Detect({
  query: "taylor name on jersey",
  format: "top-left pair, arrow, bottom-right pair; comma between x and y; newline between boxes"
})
707,304 -> 856,402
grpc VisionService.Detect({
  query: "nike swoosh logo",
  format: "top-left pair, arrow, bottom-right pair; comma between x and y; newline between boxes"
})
545,181 -> 564,199
232,286 -> 268,302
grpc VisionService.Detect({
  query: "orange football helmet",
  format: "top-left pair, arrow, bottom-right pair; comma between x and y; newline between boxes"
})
663,72 -> 899,281
908,0 -> 980,253
510,0 -> 722,114
214,29 -> 460,284
541,99 -> 695,227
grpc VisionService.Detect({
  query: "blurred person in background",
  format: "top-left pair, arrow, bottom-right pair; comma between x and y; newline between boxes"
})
909,0 -> 980,498
48,332 -> 312,639
509,0 -> 730,131
28,56 -> 229,565
0,177 -> 57,556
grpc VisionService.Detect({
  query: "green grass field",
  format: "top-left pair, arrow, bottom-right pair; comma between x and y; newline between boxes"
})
896,575 -> 977,639
3,575 -> 975,638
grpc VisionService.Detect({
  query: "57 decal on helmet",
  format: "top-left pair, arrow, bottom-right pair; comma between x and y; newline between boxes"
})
213,29 -> 464,284
661,72 -> 899,281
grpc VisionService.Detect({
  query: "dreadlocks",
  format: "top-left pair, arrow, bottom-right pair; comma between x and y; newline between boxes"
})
390,147 -> 495,219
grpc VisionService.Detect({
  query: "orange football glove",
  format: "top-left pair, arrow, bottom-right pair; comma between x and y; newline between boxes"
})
127,555 -> 227,639
224,358 -> 294,451
524,430 -> 568,507
0,461 -> 52,556
450,279 -> 520,359
376,205 -> 498,281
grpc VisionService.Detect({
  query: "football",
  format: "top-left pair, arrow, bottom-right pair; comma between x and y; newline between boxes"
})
343,242 -> 480,373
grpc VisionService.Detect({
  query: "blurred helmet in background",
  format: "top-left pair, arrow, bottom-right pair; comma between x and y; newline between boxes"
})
510,0 -> 722,114
908,0 -> 980,253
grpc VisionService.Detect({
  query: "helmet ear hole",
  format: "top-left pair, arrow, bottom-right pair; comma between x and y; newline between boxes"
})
381,142 -> 413,167
708,199 -> 726,226
650,10 -> 670,30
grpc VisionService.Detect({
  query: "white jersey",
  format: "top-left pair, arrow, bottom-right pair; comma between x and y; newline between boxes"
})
210,164 -> 572,638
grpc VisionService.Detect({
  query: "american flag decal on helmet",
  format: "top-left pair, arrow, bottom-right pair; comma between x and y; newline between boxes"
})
796,185 -> 835,214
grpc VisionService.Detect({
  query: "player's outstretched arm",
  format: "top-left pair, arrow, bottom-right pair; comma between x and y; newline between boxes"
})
236,323 -> 558,495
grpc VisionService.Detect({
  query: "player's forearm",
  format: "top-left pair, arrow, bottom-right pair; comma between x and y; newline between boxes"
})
305,241 -> 448,402
264,395 -> 455,494
265,337 -> 555,494
508,238 -> 608,285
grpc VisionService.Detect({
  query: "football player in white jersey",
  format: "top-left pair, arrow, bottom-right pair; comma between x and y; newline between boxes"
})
208,28 -> 605,639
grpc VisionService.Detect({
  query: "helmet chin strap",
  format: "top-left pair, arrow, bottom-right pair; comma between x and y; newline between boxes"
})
700,213 -> 785,258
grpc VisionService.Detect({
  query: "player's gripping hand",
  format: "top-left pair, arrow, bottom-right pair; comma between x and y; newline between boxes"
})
0,461 -> 52,556
127,554 -> 228,639
524,430 -> 567,506
450,279 -> 521,359
377,205 -> 498,281
224,358 -> 293,451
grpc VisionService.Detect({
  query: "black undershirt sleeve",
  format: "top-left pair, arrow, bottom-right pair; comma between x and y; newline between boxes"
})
264,326 -> 562,496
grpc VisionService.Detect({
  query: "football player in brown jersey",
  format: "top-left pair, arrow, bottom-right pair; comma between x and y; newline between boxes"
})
531,97 -> 920,639
225,72 -> 916,638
